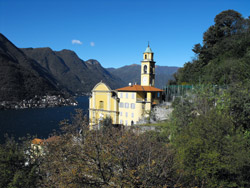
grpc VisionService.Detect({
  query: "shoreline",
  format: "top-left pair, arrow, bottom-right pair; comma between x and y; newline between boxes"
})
0,95 -> 78,110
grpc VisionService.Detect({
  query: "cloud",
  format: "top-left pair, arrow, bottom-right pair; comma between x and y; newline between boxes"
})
90,42 -> 95,47
72,39 -> 82,45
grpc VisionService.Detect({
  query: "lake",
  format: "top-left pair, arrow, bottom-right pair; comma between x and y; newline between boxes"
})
0,96 -> 89,143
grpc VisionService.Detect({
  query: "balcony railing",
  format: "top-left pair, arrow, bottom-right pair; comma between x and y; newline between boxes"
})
136,98 -> 149,103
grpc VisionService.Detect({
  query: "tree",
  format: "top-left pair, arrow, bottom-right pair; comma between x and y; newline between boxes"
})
169,10 -> 250,85
214,9 -> 244,38
216,82 -> 250,130
0,136 -> 40,188
192,43 -> 202,55
39,111 -> 179,187
174,110 -> 250,188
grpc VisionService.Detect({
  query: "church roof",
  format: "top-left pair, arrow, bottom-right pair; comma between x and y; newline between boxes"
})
116,85 -> 163,92
145,45 -> 153,53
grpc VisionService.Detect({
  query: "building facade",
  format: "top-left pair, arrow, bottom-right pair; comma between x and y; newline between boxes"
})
116,85 -> 162,125
89,45 -> 163,127
89,82 -> 119,127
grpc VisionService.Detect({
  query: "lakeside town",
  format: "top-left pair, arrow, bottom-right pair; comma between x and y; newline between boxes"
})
0,95 -> 78,110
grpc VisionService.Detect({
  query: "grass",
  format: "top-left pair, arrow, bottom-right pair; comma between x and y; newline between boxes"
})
137,121 -> 168,127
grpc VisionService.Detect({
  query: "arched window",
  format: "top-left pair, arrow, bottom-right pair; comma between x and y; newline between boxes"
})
145,54 -> 147,59
131,120 -> 134,126
99,101 -> 104,109
144,65 -> 147,74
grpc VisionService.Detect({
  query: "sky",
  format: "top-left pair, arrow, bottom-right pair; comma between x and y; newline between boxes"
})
0,0 -> 250,68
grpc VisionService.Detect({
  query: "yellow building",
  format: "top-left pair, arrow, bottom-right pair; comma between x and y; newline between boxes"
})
116,85 -> 162,125
89,81 -> 119,127
89,45 -> 163,127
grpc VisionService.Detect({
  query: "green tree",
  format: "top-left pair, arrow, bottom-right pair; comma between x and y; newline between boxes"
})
170,10 -> 250,85
165,86 -> 250,187
214,9 -> 245,38
0,136 -> 40,188
174,110 -> 250,188
216,82 -> 250,130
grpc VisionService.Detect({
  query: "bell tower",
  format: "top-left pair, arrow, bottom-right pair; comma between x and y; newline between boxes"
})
141,44 -> 155,86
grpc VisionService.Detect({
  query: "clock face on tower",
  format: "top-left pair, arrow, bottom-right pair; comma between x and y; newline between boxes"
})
142,76 -> 147,85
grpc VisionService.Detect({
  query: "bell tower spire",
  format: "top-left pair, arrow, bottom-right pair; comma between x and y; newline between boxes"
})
141,44 -> 155,86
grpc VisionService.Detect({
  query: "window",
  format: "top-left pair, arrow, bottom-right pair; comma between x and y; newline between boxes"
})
131,93 -> 135,99
131,112 -> 134,118
126,112 -> 128,117
157,92 -> 160,98
119,102 -> 124,108
125,103 -> 129,108
126,93 -> 128,99
131,120 -> 134,126
120,92 -> 123,98
125,120 -> 128,125
130,103 -> 135,109
120,112 -> 122,116
120,120 -> 123,124
144,65 -> 147,74
145,54 -> 147,59
99,101 -> 104,109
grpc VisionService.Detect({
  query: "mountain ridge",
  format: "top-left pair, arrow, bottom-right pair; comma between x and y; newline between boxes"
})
107,64 -> 179,88
0,33 -> 62,102
21,47 -> 126,93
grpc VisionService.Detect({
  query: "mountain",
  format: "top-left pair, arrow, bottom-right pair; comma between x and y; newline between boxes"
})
107,64 -> 179,88
0,33 -> 62,102
22,48 -> 126,93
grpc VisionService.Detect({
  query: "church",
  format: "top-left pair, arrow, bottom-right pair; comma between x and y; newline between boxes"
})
89,45 -> 163,127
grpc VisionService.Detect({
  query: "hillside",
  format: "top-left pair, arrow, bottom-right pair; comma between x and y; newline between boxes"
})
22,48 -> 126,93
107,64 -> 179,88
171,10 -> 250,85
0,34 -> 61,102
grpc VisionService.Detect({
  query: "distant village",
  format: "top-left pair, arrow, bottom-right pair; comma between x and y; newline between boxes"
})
0,95 -> 77,110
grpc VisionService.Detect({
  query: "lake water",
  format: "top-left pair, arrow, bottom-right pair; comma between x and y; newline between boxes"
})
0,96 -> 89,143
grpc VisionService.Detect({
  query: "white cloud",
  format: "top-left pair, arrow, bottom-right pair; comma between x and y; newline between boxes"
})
90,42 -> 95,47
72,39 -> 82,45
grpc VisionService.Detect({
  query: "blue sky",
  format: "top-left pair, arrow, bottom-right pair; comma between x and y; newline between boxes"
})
1,0 -> 249,68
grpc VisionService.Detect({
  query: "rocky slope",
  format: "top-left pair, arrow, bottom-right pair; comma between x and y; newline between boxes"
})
22,48 -> 126,93
0,33 -> 62,102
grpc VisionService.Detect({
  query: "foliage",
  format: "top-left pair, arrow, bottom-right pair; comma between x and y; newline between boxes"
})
102,115 -> 113,128
0,136 -> 40,188
165,85 -> 250,187
165,10 -> 250,186
170,10 -> 250,85
39,110 -> 179,187
174,110 -> 250,187
216,82 -> 250,129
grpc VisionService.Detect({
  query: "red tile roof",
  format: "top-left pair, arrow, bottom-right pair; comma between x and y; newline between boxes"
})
32,138 -> 43,145
116,85 -> 163,92
31,136 -> 60,145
